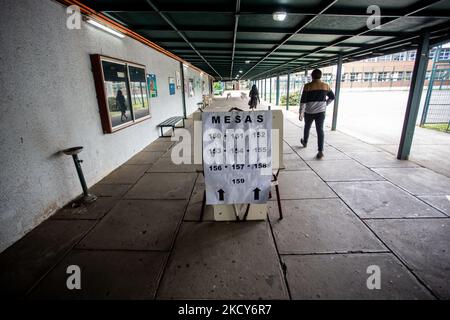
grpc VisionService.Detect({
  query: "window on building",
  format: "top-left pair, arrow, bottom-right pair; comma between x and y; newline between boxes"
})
439,49 -> 450,61
91,55 -> 151,133
379,55 -> 393,62
128,65 -> 150,121
408,51 -> 416,61
363,72 -> 373,82
323,73 -> 333,82
377,72 -> 388,82
429,48 -> 437,60
392,52 -> 407,61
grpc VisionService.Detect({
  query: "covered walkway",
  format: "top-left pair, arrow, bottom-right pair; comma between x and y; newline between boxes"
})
1,96 -> 449,300
1,0 -> 450,303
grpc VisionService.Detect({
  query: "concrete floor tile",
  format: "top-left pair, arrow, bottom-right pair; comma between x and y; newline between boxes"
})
99,165 -> 148,185
419,196 -> 450,217
330,181 -> 445,219
322,132 -> 363,145
284,253 -> 433,300
0,220 -> 95,296
373,168 -> 450,195
51,197 -> 119,220
283,153 -> 310,171
367,219 -> 450,299
268,199 -> 386,254
307,160 -> 384,182
125,151 -> 164,165
406,144 -> 450,178
331,143 -> 383,153
161,144 -> 196,159
284,132 -> 301,140
283,136 -> 301,147
89,183 -> 131,198
77,200 -> 187,251
147,156 -> 202,173
346,151 -> 420,168
196,173 -> 205,184
157,222 -> 288,300
183,180 -> 216,221
283,142 -> 294,154
293,145 -> 350,161
277,171 -> 336,199
143,140 -> 175,152
29,250 -> 167,300
124,173 -> 197,200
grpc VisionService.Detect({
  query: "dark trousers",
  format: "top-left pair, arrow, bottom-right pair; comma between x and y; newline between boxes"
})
303,112 -> 325,152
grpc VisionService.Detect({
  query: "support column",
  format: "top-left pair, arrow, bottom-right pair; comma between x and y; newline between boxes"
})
180,62 -> 187,119
276,76 -> 280,106
269,77 -> 272,103
262,79 -> 265,100
264,78 -> 267,101
332,55 -> 343,131
286,73 -> 290,110
398,32 -> 430,160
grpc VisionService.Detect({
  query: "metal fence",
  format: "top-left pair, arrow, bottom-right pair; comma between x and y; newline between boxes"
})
420,47 -> 450,131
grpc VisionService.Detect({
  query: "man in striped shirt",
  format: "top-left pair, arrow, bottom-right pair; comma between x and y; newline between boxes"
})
299,69 -> 335,159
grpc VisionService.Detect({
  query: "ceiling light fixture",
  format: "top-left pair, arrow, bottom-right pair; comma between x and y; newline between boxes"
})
239,70 -> 243,73
245,60 -> 251,64
87,18 -> 125,38
272,11 -> 287,22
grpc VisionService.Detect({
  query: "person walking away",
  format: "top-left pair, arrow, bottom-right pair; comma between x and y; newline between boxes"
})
116,89 -> 128,122
248,85 -> 260,110
299,69 -> 335,159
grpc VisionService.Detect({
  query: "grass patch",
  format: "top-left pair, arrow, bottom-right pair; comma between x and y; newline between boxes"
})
422,123 -> 450,133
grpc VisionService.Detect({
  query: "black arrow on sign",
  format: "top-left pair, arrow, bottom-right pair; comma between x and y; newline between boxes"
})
218,189 -> 225,201
253,188 -> 261,200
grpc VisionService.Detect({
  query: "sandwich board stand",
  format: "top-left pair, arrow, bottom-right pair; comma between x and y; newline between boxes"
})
194,107 -> 284,221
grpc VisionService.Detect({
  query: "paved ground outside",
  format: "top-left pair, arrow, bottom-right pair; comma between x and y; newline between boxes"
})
0,95 -> 449,300
281,88 -> 450,178
333,89 -> 450,178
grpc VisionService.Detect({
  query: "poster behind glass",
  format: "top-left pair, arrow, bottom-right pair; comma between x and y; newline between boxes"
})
128,65 -> 150,120
147,74 -> 158,98
169,77 -> 176,95
188,78 -> 195,97
101,60 -> 132,128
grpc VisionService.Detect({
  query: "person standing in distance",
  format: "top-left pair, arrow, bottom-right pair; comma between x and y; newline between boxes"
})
299,69 -> 335,159
248,84 -> 260,110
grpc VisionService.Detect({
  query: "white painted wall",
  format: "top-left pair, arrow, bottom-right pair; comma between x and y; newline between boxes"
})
183,65 -> 211,115
0,0 -> 211,252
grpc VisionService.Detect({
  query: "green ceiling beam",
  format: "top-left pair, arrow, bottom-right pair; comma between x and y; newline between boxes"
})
248,0 -> 444,79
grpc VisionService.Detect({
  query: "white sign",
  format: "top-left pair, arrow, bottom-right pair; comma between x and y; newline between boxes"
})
202,111 -> 272,205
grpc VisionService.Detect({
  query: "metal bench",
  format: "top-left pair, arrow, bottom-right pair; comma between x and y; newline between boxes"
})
157,116 -> 185,137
